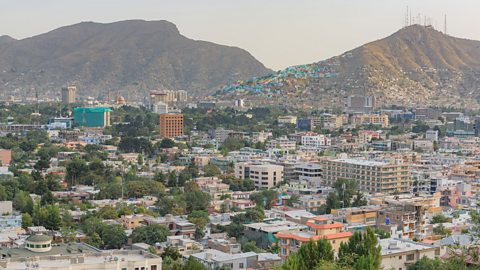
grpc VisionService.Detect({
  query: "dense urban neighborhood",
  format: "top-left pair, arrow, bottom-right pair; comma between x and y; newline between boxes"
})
0,87 -> 476,270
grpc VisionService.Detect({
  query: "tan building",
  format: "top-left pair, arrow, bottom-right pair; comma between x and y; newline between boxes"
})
61,86 -> 76,104
321,158 -> 412,194
351,114 -> 389,127
235,162 -> 284,189
379,238 -> 443,270
0,150 -> 12,166
121,214 -> 147,230
160,114 -> 184,138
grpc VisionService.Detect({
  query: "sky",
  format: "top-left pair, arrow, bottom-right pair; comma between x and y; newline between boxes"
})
1,0 -> 480,70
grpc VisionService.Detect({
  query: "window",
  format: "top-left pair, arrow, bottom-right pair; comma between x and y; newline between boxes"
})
406,254 -> 414,261
399,255 -> 402,260
239,263 -> 244,268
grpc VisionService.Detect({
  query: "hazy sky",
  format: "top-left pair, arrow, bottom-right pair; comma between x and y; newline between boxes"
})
1,0 -> 480,70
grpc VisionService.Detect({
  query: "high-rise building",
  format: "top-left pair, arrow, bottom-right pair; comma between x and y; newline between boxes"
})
160,114 -> 184,138
73,107 -> 111,128
346,95 -> 375,113
61,86 -> 77,104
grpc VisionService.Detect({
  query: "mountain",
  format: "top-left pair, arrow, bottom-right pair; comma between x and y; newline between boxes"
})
0,20 -> 271,100
218,25 -> 480,109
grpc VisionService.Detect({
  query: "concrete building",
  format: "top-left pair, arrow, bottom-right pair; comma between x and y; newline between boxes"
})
159,114 -> 184,138
266,137 -> 296,151
351,114 -> 389,128
235,162 -> 284,189
190,249 -> 257,270
277,116 -> 297,125
152,102 -> 168,114
346,95 -> 375,113
321,158 -> 412,194
425,130 -> 439,142
0,150 -> 11,166
294,163 -> 322,188
301,134 -> 331,148
243,220 -> 308,249
61,86 -> 76,104
0,243 -> 162,270
73,107 -> 111,128
276,217 -> 352,260
379,238 -> 443,270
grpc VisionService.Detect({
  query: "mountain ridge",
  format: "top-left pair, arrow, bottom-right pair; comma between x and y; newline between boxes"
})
218,25 -> 480,109
0,20 -> 271,100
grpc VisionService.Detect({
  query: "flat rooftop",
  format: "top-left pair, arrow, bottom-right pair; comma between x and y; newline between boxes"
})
244,220 -> 307,233
0,247 -> 160,270
379,238 -> 438,255
332,158 -> 389,166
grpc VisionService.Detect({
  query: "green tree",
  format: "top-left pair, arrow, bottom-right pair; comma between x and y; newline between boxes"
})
161,246 -> 182,261
245,207 -> 265,222
100,225 -> 127,249
97,205 -> 118,219
21,213 -> 33,229
203,164 -> 221,177
131,224 -> 171,245
188,210 -> 210,230
159,138 -> 175,149
338,227 -> 381,270
431,214 -> 449,224
86,232 -> 104,248
13,191 -> 33,214
40,191 -> 56,206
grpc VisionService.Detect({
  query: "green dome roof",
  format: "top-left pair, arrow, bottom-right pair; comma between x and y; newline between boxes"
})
27,234 -> 52,243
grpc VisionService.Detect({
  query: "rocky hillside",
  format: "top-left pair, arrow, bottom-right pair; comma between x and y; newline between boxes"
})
0,20 -> 271,100
218,25 -> 480,109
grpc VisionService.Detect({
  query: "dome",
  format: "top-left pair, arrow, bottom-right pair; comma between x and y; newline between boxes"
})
25,234 -> 53,252
116,95 -> 126,105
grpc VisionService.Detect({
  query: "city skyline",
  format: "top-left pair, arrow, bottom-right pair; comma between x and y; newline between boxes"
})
1,0 -> 480,70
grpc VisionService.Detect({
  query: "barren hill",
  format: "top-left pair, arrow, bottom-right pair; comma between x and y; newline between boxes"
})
219,25 -> 480,109
0,20 -> 271,100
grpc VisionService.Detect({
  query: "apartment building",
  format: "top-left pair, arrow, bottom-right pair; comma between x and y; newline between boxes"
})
294,163 -> 322,188
277,217 -> 352,260
266,137 -> 296,151
321,158 -> 412,194
301,134 -> 331,148
235,162 -> 284,189
351,114 -> 389,128
159,113 -> 184,138
380,238 -> 443,270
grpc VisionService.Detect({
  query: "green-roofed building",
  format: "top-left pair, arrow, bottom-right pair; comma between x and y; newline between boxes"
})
73,107 -> 111,128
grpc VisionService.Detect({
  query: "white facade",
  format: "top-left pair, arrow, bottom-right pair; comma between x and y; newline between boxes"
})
425,130 -> 439,142
152,102 -> 168,114
235,162 -> 284,189
294,163 -> 323,188
267,137 -> 296,151
301,135 -> 331,148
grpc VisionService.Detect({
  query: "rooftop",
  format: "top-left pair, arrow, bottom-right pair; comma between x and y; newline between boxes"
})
191,249 -> 257,262
331,158 -> 389,166
244,220 -> 307,233
379,238 -> 438,256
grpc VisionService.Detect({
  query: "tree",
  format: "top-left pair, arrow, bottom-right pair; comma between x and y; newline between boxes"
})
66,157 -> 88,186
431,214 -> 449,224
40,191 -> 56,206
21,213 -> 33,229
286,194 -> 300,207
250,189 -> 278,210
203,164 -> 221,177
159,138 -> 175,149
182,257 -> 208,270
100,224 -> 127,249
13,191 -> 33,214
131,224 -> 171,245
161,246 -> 182,261
245,207 -> 265,222
433,224 -> 451,237
338,227 -> 381,270
352,190 -> 368,207
97,206 -> 118,219
280,239 -> 334,270
44,205 -> 62,230
86,232 -> 104,248
184,183 -> 211,213
326,192 -> 341,211
188,210 -> 210,230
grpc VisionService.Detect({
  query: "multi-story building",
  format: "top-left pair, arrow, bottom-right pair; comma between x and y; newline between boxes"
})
351,114 -> 389,128
301,134 -> 331,148
379,238 -> 443,270
278,116 -> 297,125
160,113 -> 184,138
120,214 -> 147,230
61,86 -> 76,104
73,107 -> 111,128
310,113 -> 343,130
321,158 -> 412,194
235,162 -> 284,189
266,137 -> 296,151
294,163 -> 322,188
276,217 -> 352,259
190,249 -> 257,270
346,95 -> 375,113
